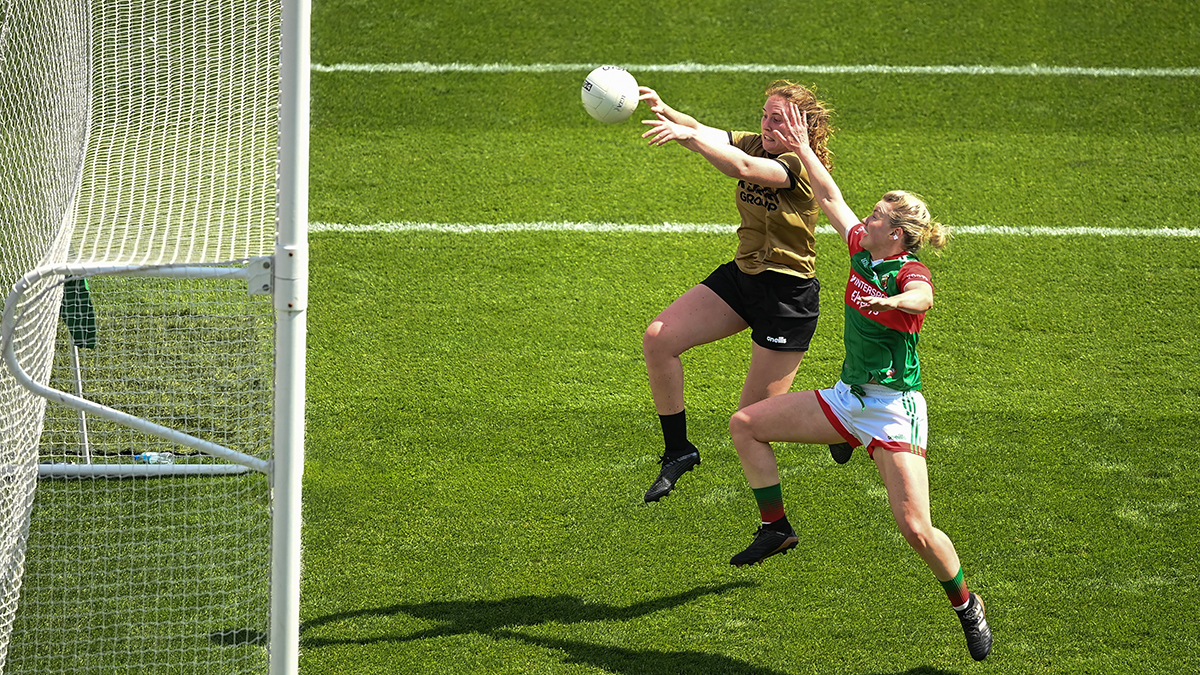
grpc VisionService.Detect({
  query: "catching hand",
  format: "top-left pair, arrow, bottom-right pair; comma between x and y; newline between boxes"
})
637,87 -> 666,115
642,112 -> 692,147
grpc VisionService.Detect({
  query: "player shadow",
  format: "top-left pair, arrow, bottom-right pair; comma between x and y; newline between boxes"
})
495,631 -> 789,675
495,634 -> 963,675
870,669 -> 961,675
299,580 -> 755,647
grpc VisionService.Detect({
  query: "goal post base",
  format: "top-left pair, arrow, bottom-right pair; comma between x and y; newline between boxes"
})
37,463 -> 255,479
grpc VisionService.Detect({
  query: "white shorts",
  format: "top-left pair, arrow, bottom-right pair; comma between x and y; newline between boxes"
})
815,380 -> 928,459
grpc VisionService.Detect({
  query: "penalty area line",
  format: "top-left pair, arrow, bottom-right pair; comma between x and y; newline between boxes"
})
310,222 -> 1200,237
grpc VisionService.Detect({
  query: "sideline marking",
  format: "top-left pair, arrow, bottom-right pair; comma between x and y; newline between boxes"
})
310,222 -> 1200,237
311,62 -> 1200,77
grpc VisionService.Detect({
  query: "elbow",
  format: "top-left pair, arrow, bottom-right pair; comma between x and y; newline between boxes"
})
726,158 -> 758,181
818,195 -> 842,213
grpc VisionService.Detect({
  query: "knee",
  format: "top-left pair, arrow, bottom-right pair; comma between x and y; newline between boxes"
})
642,321 -> 673,358
729,410 -> 756,450
896,518 -> 935,553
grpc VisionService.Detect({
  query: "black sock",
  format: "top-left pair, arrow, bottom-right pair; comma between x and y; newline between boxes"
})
765,514 -> 793,534
658,411 -> 697,457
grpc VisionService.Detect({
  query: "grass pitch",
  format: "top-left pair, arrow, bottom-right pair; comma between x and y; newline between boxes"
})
302,1 -> 1200,674
301,231 -> 1198,674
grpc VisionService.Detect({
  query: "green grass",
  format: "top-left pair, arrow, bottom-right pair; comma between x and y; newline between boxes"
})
313,0 -> 1198,68
311,70 -> 1200,228
300,231 -> 1199,674
11,476 -> 272,673
2,0 -> 1194,673
298,1 -> 1200,674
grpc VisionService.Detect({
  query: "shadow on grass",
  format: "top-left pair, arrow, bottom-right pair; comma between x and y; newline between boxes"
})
870,669 -> 961,675
300,581 -> 755,647
494,634 -> 962,675
495,631 -> 789,675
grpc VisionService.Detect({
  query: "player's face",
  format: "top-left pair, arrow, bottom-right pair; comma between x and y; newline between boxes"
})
862,200 -> 901,252
760,95 -> 789,153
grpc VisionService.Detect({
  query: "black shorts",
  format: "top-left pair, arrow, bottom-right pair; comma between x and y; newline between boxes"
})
700,261 -> 820,352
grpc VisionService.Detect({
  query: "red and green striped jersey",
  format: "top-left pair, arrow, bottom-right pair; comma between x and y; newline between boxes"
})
841,224 -> 934,391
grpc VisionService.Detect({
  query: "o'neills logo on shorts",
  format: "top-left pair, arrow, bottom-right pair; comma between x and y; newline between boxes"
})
766,336 -> 787,344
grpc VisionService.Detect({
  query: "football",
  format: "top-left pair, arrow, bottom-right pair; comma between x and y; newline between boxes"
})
581,65 -> 639,123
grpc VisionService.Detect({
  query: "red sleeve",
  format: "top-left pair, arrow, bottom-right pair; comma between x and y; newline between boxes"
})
847,224 -> 866,255
898,261 -> 933,296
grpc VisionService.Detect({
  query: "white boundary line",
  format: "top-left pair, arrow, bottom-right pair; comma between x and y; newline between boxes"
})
310,222 -> 1200,237
311,62 -> 1200,77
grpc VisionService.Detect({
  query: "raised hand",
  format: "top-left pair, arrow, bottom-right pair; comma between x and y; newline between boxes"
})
641,112 -> 694,147
637,86 -> 666,115
771,103 -> 810,154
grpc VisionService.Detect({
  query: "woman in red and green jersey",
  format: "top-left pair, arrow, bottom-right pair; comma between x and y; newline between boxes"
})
724,104 -> 993,662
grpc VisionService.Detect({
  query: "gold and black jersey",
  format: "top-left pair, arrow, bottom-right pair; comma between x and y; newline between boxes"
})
729,131 -> 820,278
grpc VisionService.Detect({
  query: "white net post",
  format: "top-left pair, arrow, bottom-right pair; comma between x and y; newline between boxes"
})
270,0 -> 310,673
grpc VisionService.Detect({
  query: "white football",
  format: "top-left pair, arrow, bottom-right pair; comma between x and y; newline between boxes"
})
581,65 -> 639,124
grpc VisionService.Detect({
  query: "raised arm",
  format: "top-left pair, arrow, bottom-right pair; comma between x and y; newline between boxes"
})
770,103 -> 860,241
639,88 -> 793,189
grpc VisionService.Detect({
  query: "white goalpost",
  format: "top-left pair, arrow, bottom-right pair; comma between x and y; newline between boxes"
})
0,0 -> 308,672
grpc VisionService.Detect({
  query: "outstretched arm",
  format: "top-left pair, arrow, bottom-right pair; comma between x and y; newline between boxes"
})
770,103 -> 860,242
637,87 -> 727,144
639,87 -> 793,189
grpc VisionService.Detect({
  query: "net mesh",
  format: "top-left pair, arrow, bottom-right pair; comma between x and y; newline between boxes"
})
70,0 -> 278,266
0,0 -> 282,672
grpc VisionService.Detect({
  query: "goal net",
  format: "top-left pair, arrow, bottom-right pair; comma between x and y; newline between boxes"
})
0,0 -> 302,672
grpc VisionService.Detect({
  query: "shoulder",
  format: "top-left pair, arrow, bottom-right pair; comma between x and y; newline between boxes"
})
730,131 -> 763,154
898,260 -> 934,292
772,152 -> 809,195
847,224 -> 867,254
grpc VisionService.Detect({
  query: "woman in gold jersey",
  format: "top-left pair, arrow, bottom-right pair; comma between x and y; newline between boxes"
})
636,81 -> 836,503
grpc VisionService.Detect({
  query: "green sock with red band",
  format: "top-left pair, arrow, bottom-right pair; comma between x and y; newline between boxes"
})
940,567 -> 970,609
751,483 -> 786,525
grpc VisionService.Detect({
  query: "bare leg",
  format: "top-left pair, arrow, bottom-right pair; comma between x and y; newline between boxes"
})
729,390 -> 845,488
643,284 -> 746,415
726,390 -> 844,565
737,342 -> 805,411
876,450 -> 992,661
873,450 -> 962,581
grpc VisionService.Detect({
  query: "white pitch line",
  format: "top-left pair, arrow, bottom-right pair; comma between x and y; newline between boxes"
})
310,222 -> 1200,237
310,222 -> 738,234
311,62 -> 1200,77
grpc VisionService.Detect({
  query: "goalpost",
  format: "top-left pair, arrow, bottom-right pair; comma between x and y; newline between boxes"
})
0,0 -> 307,672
